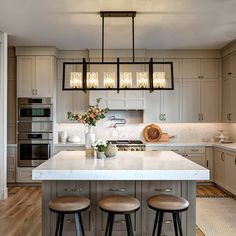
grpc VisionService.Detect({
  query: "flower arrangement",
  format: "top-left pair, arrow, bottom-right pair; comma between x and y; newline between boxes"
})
92,139 -> 107,152
67,98 -> 109,126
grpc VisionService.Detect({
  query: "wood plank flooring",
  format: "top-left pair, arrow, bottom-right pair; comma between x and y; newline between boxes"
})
0,185 -> 218,236
197,185 -> 231,198
0,187 -> 41,236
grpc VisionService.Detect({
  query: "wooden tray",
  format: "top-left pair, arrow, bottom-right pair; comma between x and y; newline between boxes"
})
143,124 -> 162,142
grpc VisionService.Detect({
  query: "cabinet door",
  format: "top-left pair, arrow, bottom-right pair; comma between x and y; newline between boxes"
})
164,59 -> 182,79
73,91 -> 89,114
230,78 -> 236,122
182,79 -> 201,122
17,56 -> 35,97
143,91 -> 162,123
213,150 -> 225,188
222,78 -> 231,122
162,79 -> 182,122
185,154 -> 206,167
57,80 -> 74,122
200,79 -> 219,122
201,59 -> 219,79
125,91 -> 144,109
107,91 -> 125,109
183,59 -> 200,79
230,53 -> 236,78
35,56 -> 53,97
222,55 -> 231,78
225,153 -> 236,195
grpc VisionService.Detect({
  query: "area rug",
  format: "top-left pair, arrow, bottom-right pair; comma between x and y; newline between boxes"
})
196,185 -> 232,198
196,198 -> 236,236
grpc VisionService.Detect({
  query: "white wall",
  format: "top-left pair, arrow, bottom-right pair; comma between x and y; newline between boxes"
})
0,32 -> 8,200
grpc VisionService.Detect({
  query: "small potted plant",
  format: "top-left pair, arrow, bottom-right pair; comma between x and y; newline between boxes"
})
92,139 -> 107,159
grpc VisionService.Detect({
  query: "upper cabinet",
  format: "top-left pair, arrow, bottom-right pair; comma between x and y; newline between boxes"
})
183,59 -> 219,80
17,55 -> 54,97
222,53 -> 236,79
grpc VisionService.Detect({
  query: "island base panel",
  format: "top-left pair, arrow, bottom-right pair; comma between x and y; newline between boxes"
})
42,180 -> 196,236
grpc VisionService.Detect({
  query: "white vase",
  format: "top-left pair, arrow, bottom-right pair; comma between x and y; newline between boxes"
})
85,125 -> 96,148
97,151 -> 105,159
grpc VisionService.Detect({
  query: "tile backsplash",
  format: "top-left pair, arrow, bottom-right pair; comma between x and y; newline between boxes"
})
56,121 -> 231,144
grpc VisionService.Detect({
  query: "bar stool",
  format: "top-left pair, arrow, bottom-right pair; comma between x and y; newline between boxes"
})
49,196 -> 90,236
147,194 -> 189,236
99,195 -> 140,236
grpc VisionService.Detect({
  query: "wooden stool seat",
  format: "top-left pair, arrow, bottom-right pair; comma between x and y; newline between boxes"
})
99,195 -> 140,213
49,196 -> 90,236
147,194 -> 189,236
49,196 -> 90,213
147,194 -> 189,212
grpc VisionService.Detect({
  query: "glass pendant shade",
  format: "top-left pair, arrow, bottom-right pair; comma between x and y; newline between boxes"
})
70,72 -> 82,88
153,72 -> 166,88
120,72 -> 132,88
104,72 -> 115,88
87,72 -> 99,88
136,72 -> 149,88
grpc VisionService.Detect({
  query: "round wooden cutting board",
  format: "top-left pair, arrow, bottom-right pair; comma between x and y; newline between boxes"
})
143,124 -> 162,142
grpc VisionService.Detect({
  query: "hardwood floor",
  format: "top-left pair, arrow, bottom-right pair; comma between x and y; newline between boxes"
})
0,186 -> 214,236
0,187 -> 41,236
197,184 -> 230,198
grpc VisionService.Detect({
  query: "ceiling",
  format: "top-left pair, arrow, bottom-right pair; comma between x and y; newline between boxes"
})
0,0 -> 236,50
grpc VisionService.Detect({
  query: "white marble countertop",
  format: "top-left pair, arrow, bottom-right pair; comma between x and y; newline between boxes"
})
32,151 -> 209,181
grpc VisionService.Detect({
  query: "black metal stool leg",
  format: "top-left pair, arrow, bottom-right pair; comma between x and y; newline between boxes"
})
172,213 -> 179,236
105,213 -> 111,236
59,214 -> 64,236
152,211 -> 159,236
125,214 -> 134,236
78,212 -> 85,236
156,211 -> 164,236
176,212 -> 183,236
108,213 -> 115,236
75,213 -> 81,236
55,214 -> 61,236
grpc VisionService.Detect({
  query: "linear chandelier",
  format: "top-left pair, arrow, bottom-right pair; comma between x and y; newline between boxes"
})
62,11 -> 174,92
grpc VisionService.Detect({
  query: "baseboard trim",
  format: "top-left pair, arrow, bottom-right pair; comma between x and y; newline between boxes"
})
0,187 -> 8,200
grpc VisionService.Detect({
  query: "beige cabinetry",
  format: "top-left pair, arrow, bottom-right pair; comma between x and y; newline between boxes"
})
213,149 -> 225,188
16,167 -> 40,183
183,79 -> 219,122
17,55 -> 54,97
225,152 -> 236,195
7,146 -> 16,183
144,79 -> 182,123
214,148 -> 236,195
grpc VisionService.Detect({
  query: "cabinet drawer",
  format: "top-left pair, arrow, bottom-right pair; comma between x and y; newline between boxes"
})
146,146 -> 166,151
185,146 -> 205,154
185,154 -> 206,167
16,167 -> 40,183
56,181 -> 90,196
165,146 -> 185,153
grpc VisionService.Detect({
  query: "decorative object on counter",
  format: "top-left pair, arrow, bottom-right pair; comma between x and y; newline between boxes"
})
67,135 -> 81,144
67,98 -> 109,148
62,11 -> 174,92
59,131 -> 67,144
105,143 -> 118,157
85,148 -> 95,158
215,130 -> 232,143
143,124 -> 162,142
93,139 -> 107,159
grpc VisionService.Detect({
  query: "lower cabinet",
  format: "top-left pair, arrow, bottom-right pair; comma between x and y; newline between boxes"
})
213,149 -> 225,188
224,153 -> 236,195
16,167 -> 41,183
7,146 -> 17,183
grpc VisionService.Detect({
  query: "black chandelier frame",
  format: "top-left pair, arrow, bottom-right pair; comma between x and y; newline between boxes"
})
62,11 -> 174,92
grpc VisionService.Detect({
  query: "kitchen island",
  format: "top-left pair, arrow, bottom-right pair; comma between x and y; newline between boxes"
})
33,151 -> 209,236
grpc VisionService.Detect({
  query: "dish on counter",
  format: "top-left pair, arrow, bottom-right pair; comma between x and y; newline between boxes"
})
143,124 -> 162,142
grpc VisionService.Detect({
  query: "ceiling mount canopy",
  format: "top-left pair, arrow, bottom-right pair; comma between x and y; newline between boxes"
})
62,11 -> 174,92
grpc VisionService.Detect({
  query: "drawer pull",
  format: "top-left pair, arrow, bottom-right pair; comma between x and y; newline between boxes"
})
64,188 -> 82,192
164,220 -> 172,224
114,220 -> 126,224
109,188 -> 126,192
65,220 -> 74,224
171,149 -> 179,152
191,149 -> 199,152
154,188 -> 172,192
